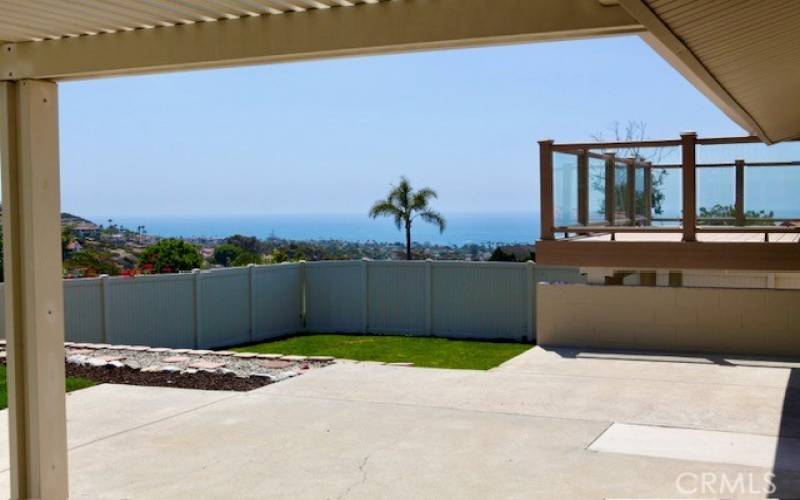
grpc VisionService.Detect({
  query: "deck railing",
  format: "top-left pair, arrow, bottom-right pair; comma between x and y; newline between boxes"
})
539,133 -> 800,242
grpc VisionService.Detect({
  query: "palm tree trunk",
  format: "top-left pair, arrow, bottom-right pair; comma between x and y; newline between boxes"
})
405,220 -> 412,260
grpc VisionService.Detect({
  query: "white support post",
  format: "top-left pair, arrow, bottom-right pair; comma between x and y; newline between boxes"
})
361,258 -> 369,334
0,80 -> 69,500
526,260 -> 535,342
192,268 -> 202,349
425,259 -> 433,335
100,274 -> 111,344
247,264 -> 255,342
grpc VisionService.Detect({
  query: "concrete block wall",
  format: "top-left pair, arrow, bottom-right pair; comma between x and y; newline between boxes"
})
537,283 -> 800,357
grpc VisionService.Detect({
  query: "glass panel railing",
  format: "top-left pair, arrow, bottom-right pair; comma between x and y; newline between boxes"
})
588,156 -> 606,224
614,162 -> 627,225
745,165 -> 800,224
696,166 -> 735,225
553,152 -> 578,227
634,165 -> 647,223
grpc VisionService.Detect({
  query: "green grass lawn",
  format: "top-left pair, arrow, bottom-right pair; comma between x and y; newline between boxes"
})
0,365 -> 96,410
233,334 -> 532,370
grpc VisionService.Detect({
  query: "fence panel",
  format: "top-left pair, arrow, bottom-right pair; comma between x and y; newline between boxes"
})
199,268 -> 250,348
367,261 -> 427,335
252,263 -> 304,341
106,274 -> 195,348
64,278 -> 105,343
305,261 -> 365,333
0,262 -> 590,346
432,262 -> 529,340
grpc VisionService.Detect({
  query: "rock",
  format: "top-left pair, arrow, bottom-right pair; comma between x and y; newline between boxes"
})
160,365 -> 182,373
252,373 -> 274,381
0,352 -> 6,359
87,358 -> 108,368
308,356 -> 335,362
386,362 -> 415,367
215,368 -> 236,376
262,360 -> 292,369
191,349 -> 215,355
182,368 -> 198,375
108,360 -> 125,368
126,346 -> 150,352
66,354 -> 89,365
162,356 -> 190,363
69,349 -> 94,355
256,354 -> 283,360
170,348 -> 193,354
147,347 -> 171,353
123,360 -> 141,370
141,366 -> 162,373
100,355 -> 126,362
280,355 -> 308,362
188,360 -> 225,370
214,351 -> 237,356
233,352 -> 257,359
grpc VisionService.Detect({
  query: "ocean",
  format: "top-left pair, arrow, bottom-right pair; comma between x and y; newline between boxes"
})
89,212 -> 542,246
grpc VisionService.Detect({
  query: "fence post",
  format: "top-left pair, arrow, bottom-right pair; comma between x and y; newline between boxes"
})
299,260 -> 307,332
192,268 -> 201,349
361,258 -> 369,334
425,259 -> 433,335
248,264 -> 255,342
526,261 -> 535,342
100,274 -> 111,344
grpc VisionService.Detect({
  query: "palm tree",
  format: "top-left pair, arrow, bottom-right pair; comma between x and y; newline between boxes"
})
369,176 -> 446,260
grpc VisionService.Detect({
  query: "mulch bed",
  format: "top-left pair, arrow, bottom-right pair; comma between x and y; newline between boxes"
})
56,362 -> 275,392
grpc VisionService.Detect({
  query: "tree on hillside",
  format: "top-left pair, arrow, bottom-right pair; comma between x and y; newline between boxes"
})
698,204 -> 774,225
63,249 -> 121,277
369,176 -> 446,260
225,234 -> 265,255
213,243 -> 244,266
592,121 -> 674,217
139,239 -> 202,274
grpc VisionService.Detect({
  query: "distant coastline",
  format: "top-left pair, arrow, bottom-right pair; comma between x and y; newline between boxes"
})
85,212 -> 542,246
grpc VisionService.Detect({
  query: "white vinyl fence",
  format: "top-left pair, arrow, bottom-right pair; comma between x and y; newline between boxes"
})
0,261 -> 583,348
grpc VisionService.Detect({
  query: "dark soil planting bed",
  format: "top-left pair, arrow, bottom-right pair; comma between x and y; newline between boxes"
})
65,363 -> 273,392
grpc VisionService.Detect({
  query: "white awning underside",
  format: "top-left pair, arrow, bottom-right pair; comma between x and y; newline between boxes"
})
0,0 -> 387,43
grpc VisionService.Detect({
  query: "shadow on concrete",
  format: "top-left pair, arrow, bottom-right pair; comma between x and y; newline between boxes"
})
771,368 -> 800,497
544,346 -> 800,370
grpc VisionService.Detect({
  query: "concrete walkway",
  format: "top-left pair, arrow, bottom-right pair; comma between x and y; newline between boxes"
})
2,347 -> 800,498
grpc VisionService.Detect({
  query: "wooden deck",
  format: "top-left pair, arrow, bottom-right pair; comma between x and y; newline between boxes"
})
573,232 -> 800,243
536,233 -> 800,271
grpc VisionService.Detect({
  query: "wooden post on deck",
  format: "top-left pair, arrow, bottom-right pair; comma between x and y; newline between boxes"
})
681,131 -> 697,242
626,160 -> 636,225
577,150 -> 589,226
644,162 -> 653,225
735,159 -> 745,226
539,140 -> 555,240
604,153 -> 616,226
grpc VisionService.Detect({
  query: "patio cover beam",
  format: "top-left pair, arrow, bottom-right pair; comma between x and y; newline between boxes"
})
0,80 -> 68,500
0,0 -> 642,81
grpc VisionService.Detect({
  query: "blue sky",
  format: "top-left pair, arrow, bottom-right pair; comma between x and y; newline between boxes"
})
60,34 -> 747,217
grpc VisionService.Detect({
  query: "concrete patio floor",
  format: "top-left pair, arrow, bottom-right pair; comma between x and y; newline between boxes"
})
2,346 -> 800,499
